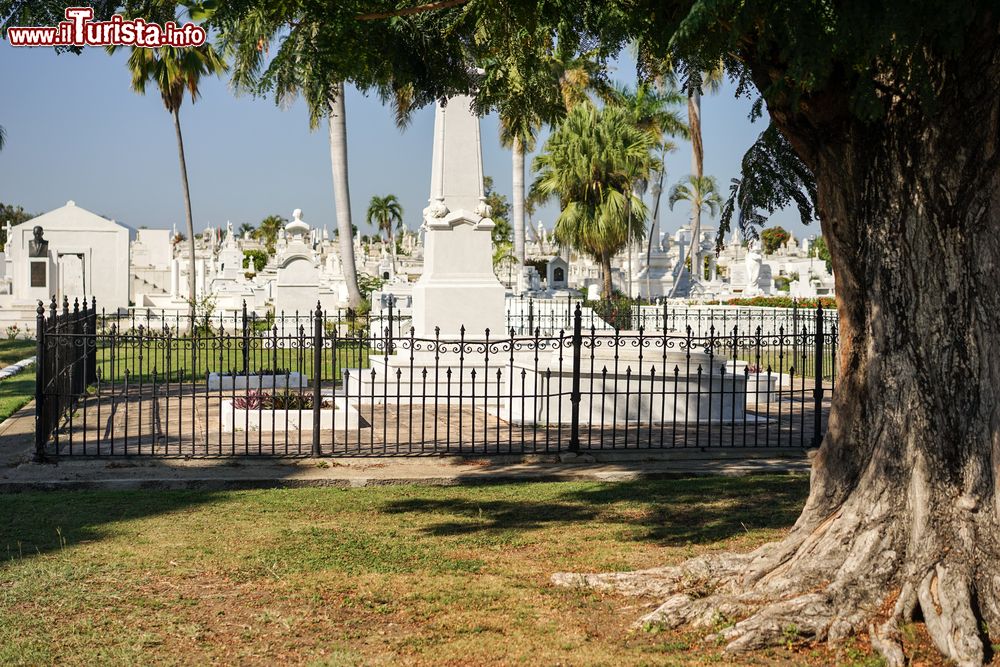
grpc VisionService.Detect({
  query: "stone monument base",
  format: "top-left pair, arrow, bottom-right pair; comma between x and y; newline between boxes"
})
411,278 -> 506,339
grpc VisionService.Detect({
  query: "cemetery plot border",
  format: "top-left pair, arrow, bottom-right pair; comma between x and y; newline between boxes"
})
33,299 -> 836,459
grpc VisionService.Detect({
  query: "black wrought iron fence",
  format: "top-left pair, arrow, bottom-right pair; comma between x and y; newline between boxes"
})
34,299 -> 837,459
34,296 -> 97,460
504,295 -> 839,337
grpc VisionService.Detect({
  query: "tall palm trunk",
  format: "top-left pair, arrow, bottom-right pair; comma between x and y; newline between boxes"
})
387,220 -> 396,271
645,165 -> 665,296
670,90 -> 705,297
668,90 -> 704,298
171,106 -> 196,327
512,136 -> 526,268
600,251 -> 614,299
329,82 -> 364,308
687,89 -> 703,286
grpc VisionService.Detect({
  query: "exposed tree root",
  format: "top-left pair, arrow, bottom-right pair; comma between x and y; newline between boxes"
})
553,493 -> 999,666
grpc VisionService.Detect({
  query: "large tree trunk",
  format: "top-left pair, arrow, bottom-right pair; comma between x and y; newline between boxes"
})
555,29 -> 1000,667
329,83 -> 364,309
512,136 -> 526,271
171,107 -> 197,329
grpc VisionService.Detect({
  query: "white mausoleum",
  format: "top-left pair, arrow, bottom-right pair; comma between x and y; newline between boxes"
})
5,200 -> 131,309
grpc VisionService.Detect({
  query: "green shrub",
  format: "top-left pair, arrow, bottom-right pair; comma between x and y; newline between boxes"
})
761,226 -> 791,254
586,292 -> 634,330
704,296 -> 836,309
233,390 -> 334,410
242,249 -> 268,273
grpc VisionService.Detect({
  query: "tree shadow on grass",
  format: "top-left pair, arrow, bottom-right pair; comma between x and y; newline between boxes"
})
0,476 -> 808,566
379,475 -> 809,546
0,489 -> 226,563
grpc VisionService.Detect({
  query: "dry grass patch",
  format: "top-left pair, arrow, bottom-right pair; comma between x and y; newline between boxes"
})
0,476 -> 937,665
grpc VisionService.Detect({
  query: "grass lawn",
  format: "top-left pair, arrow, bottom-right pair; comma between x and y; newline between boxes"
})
732,349 -> 837,381
0,337 -> 37,422
94,341 -> 372,384
0,339 -> 36,367
0,475 -> 925,665
0,373 -> 35,423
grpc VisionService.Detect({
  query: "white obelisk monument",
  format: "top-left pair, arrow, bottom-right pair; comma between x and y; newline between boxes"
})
411,95 -> 506,339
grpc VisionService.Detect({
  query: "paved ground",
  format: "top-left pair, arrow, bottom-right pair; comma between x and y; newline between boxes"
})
40,381 -> 829,457
1,400 -> 811,492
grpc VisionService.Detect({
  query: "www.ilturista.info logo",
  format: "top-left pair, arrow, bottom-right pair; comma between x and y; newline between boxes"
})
7,7 -> 207,48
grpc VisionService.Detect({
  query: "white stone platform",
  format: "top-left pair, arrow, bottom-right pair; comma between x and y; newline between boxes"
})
342,341 -> 755,426
220,396 -> 361,432
208,372 -> 307,391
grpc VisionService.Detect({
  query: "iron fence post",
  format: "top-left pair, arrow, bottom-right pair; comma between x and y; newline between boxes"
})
241,300 -> 249,375
312,301 -> 323,457
812,304 -> 824,447
387,294 -> 394,355
34,301 -> 47,462
568,304 -> 583,452
528,297 -> 534,337
792,300 -> 799,366
72,298 -> 83,396
87,297 -> 97,385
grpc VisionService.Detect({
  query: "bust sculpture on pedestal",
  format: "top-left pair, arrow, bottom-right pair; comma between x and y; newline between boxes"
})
26,225 -> 52,290
28,226 -> 48,258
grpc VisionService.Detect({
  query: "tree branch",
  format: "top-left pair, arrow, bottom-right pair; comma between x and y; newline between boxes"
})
356,0 -> 471,21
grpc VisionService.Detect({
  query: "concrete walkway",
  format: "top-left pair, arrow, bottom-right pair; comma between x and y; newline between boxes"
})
1,402 -> 812,493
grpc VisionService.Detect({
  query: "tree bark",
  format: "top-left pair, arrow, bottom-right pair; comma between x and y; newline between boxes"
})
556,26 -> 1000,667
171,107 -> 196,329
512,136 -> 526,272
329,83 -> 364,309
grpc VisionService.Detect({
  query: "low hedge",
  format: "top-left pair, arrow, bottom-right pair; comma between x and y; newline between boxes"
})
703,296 -> 837,309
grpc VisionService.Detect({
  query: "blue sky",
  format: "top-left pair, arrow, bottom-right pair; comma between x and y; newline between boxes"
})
0,42 -> 815,240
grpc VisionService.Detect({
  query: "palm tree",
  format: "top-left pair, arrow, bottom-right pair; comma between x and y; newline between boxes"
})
116,40 -> 226,323
685,66 -> 725,180
223,13 -> 365,308
685,67 -> 724,269
252,214 -> 285,255
548,46 -> 617,113
328,83 -> 365,308
366,194 -> 404,261
238,222 -> 255,237
532,104 -> 657,299
611,83 -> 688,293
667,175 -> 723,285
506,46 -> 616,275
669,65 -> 724,293
494,41 -> 605,272
498,110 -> 538,270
